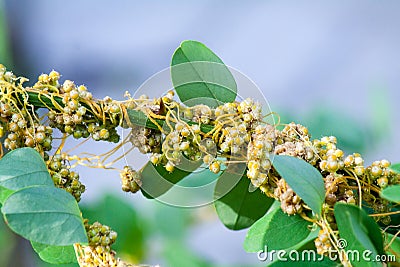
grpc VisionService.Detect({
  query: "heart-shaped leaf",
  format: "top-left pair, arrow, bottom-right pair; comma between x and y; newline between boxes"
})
31,241 -> 77,264
272,155 -> 325,215
2,185 -> 87,246
334,203 -> 384,267
214,173 -> 274,230
171,40 -> 237,108
0,148 -> 53,203
244,203 -> 312,252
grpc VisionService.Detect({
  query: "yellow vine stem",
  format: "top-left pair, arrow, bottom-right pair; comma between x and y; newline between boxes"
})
370,210 -> 400,217
320,215 -> 352,266
54,133 -> 68,155
350,171 -> 363,208
66,132 -> 133,170
384,229 -> 400,250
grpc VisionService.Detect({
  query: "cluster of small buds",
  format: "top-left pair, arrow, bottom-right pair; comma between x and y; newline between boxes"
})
78,245 -> 119,267
316,136 -> 345,173
130,125 -> 161,154
35,73 -> 120,143
315,229 -> 333,255
274,179 -> 303,215
190,104 -> 212,124
78,220 -> 119,267
48,80 -> 90,136
102,96 -> 123,119
214,102 -> 238,117
120,166 -> 142,193
162,130 -> 182,169
161,123 -> 203,172
275,123 -> 317,165
89,122 -> 120,143
280,122 -> 310,142
322,174 -> 355,231
161,90 -> 175,104
85,220 -> 118,249
367,159 -> 397,189
1,102 -> 53,156
324,174 -> 345,205
237,98 -> 262,124
47,155 -> 85,201
246,125 -> 275,187
0,64 -> 16,82
341,189 -> 356,205
35,70 -> 62,88
343,152 -> 365,176
219,125 -> 250,154
77,244 -> 139,267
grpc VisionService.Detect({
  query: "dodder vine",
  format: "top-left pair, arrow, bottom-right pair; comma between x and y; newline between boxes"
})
0,40 -> 399,267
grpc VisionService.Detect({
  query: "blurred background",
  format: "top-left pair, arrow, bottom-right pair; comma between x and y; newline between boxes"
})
1,1 -> 400,266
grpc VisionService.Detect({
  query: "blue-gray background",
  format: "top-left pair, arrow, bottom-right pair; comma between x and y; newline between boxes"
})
1,1 -> 400,266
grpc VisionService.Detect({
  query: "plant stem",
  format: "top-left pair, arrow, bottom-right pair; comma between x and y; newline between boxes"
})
24,90 -> 214,133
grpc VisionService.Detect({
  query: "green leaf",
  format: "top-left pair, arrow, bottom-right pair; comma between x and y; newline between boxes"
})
288,226 -> 320,251
244,203 -> 312,252
126,109 -> 163,131
140,160 -> 201,199
389,163 -> 400,174
272,155 -> 325,215
334,203 -> 384,267
0,186 -> 14,204
214,173 -> 274,230
171,40 -> 237,108
380,185 -> 400,203
2,185 -> 87,246
31,241 -> 77,264
384,233 -> 400,263
0,148 -> 53,203
261,228 -> 325,266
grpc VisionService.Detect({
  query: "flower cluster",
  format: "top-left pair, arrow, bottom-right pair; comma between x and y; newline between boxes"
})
75,220 -> 120,267
47,154 -> 85,201
119,165 -> 142,193
0,66 -> 53,158
275,123 -> 317,163
130,125 -> 161,154
274,179 -> 303,215
33,72 -> 120,143
246,125 -> 275,188
85,220 -> 118,249
314,229 -> 333,255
